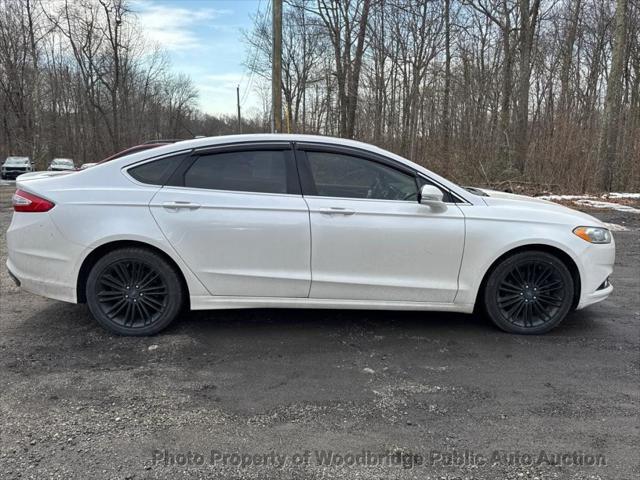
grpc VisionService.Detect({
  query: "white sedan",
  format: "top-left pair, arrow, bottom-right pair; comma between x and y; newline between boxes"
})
6,135 -> 615,335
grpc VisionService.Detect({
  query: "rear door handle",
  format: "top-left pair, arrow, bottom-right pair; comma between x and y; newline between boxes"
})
318,207 -> 356,216
162,201 -> 201,211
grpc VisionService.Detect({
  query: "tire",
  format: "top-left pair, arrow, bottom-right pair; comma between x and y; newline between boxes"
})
483,251 -> 574,334
86,247 -> 184,336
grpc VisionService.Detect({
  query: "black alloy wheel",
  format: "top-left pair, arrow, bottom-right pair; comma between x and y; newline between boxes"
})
86,248 -> 184,335
484,251 -> 574,334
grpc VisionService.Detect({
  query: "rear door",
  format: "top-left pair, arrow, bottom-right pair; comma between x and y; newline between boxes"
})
148,142 -> 311,297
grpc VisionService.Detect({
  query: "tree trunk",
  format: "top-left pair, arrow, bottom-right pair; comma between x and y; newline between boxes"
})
598,0 -> 628,191
345,0 -> 371,138
442,0 -> 452,175
513,0 -> 541,173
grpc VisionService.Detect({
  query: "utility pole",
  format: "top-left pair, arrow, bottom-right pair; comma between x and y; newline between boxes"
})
301,1 -> 306,133
271,0 -> 282,133
236,85 -> 242,133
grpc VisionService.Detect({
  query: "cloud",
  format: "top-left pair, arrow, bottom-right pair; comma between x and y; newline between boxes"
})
132,0 -> 229,51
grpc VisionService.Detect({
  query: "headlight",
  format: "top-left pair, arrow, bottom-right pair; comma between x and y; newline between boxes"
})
573,226 -> 611,244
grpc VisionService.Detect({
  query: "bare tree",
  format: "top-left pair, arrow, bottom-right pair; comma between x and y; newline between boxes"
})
597,0 -> 628,190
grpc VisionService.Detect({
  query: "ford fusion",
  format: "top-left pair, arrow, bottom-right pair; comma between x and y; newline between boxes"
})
6,135 -> 614,335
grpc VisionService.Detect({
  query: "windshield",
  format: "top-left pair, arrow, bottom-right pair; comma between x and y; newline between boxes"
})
4,157 -> 29,166
52,159 -> 73,166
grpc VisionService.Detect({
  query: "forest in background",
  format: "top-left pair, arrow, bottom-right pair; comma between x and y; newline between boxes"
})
1,0 -> 638,193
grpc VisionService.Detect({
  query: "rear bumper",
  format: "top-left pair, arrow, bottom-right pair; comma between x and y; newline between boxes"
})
6,212 -> 82,304
6,257 -> 77,303
7,265 -> 21,286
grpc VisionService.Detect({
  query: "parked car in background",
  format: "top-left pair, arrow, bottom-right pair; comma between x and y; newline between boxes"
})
79,163 -> 98,170
6,135 -> 615,336
99,141 -> 177,163
1,156 -> 33,180
48,158 -> 75,171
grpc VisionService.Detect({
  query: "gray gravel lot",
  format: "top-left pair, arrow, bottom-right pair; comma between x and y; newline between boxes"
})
0,184 -> 638,480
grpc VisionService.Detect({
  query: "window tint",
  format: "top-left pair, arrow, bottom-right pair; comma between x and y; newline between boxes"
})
184,150 -> 289,194
306,151 -> 418,201
128,156 -> 181,185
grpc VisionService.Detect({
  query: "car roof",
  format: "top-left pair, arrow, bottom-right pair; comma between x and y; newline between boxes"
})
106,134 -> 479,205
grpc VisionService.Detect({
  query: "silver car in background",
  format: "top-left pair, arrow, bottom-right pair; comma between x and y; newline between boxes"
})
48,158 -> 75,171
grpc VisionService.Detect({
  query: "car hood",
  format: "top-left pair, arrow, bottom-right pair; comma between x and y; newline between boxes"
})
477,188 -> 605,227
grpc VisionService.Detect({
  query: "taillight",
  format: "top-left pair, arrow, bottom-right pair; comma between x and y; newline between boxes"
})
12,189 -> 55,212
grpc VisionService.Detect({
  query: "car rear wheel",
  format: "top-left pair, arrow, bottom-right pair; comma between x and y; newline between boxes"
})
86,247 -> 184,335
483,251 -> 574,334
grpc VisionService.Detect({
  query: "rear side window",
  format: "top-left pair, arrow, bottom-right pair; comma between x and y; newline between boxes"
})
183,150 -> 289,194
128,156 -> 181,185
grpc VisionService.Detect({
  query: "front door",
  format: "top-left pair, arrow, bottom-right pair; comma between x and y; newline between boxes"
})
298,148 -> 465,303
150,143 -> 311,297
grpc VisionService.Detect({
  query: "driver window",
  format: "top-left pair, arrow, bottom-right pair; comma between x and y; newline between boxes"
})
305,151 -> 418,201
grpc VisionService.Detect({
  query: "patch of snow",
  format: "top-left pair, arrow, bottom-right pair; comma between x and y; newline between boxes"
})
575,199 -> 640,213
606,192 -> 640,199
537,194 -> 596,200
603,222 -> 629,232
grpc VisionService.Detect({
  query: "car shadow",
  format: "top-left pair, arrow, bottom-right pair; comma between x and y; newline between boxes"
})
8,299 -> 616,416
17,297 -> 610,344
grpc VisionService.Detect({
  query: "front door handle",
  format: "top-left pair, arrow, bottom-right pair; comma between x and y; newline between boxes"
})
162,201 -> 201,211
318,207 -> 356,216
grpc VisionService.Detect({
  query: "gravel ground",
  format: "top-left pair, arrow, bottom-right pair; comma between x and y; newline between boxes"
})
0,184 -> 638,480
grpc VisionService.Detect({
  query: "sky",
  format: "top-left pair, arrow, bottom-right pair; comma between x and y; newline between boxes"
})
132,0 -> 264,117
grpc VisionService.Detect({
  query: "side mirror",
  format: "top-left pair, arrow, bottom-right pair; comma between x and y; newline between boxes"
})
419,184 -> 446,209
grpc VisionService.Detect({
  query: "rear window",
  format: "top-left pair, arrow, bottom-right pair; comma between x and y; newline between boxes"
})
128,156 -> 182,185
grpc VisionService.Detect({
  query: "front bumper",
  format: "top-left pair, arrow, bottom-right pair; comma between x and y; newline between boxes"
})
2,169 -> 31,179
575,240 -> 616,310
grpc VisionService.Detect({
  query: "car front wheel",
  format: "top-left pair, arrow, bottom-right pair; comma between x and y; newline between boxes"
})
86,247 -> 184,336
483,251 -> 574,334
